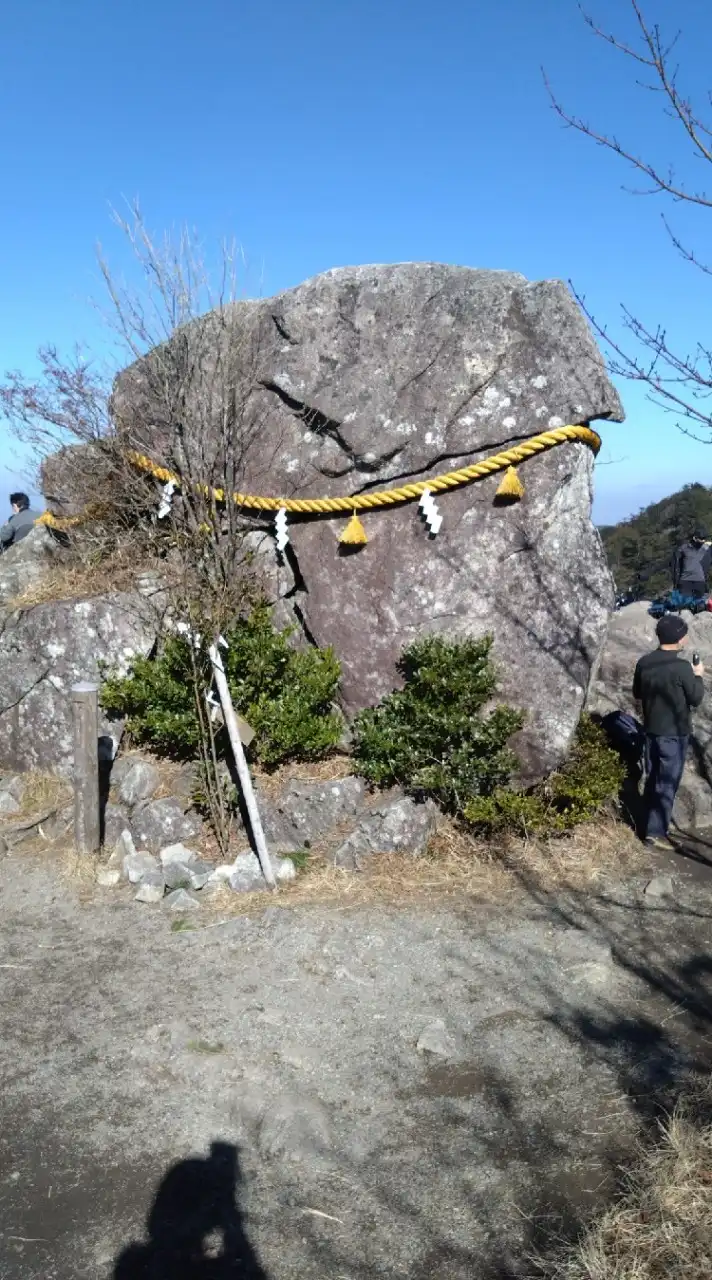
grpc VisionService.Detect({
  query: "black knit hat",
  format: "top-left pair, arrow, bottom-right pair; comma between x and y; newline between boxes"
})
656,614 -> 689,645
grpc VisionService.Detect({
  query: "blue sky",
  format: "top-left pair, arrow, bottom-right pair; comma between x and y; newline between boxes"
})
1,0 -> 711,525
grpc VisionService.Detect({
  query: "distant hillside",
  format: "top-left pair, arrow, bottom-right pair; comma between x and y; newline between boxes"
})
599,483 -> 712,599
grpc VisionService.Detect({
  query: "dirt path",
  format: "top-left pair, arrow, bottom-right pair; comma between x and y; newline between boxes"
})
1,845 -> 712,1279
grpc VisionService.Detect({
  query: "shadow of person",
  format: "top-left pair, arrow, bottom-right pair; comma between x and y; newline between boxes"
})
113,1141 -> 268,1279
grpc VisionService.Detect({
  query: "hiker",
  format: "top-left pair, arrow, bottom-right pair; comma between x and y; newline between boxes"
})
671,529 -> 712,598
633,614 -> 705,850
0,492 -> 39,553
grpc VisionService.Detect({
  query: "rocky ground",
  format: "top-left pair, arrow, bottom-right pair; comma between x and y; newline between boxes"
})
2,834 -> 712,1279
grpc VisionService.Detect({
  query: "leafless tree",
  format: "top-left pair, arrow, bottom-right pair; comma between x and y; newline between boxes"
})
0,206 -> 274,851
545,1 -> 712,441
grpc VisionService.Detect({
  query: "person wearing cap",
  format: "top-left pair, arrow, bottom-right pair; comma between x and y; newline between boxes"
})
671,529 -> 712,597
633,614 -> 705,850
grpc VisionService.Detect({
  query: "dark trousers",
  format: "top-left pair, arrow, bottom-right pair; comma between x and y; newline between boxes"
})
643,734 -> 688,838
677,579 -> 707,597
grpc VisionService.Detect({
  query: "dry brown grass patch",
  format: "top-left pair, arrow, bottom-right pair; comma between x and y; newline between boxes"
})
202,837 -> 515,919
0,770 -> 72,830
198,814 -> 640,920
493,816 -> 645,893
544,1084 -> 712,1279
251,755 -> 354,799
6,552 -> 158,609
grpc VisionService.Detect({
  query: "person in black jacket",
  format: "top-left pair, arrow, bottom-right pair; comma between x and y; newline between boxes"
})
671,529 -> 712,597
633,614 -> 705,850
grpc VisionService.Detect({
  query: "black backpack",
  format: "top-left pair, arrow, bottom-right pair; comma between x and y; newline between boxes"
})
600,711 -> 645,762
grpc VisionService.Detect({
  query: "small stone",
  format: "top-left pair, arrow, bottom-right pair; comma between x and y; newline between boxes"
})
276,857 -> 297,883
164,888 -> 201,912
163,859 -> 212,891
0,834 -> 9,857
229,851 -> 269,894
132,798 -> 200,855
118,760 -> 160,807
159,842 -> 199,865
96,865 -> 122,887
124,850 -> 161,884
417,1019 -> 457,1059
134,872 -> 166,904
0,792 -> 21,815
644,874 -> 676,901
103,804 -> 134,851
208,862 -> 239,884
110,828 -> 137,871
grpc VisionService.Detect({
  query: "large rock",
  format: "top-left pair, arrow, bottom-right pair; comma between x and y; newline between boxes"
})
588,601 -> 712,831
113,264 -> 622,780
0,525 -> 64,606
333,792 -> 438,868
257,775 -> 366,852
0,592 -> 160,776
131,797 -> 201,854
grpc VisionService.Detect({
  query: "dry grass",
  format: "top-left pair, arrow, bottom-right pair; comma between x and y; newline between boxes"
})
6,551 -> 157,609
544,1085 -> 712,1279
251,754 -> 355,799
197,814 -> 643,920
0,770 -> 72,827
494,815 -> 645,893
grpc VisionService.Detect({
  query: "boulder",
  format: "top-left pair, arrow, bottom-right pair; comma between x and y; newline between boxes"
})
260,775 -> 366,848
588,601 -> 712,831
113,263 -> 622,781
0,525 -> 63,607
0,591 -> 160,777
41,440 -> 119,518
118,759 -> 160,807
131,798 -> 201,854
333,792 -> 438,868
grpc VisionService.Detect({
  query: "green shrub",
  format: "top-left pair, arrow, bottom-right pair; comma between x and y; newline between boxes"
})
464,714 -> 625,838
352,634 -> 524,815
100,606 -> 342,768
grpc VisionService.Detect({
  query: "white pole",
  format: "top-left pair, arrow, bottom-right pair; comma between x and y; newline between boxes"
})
208,643 -> 276,891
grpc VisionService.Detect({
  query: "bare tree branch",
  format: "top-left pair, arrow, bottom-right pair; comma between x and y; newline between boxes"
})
545,1 -> 712,442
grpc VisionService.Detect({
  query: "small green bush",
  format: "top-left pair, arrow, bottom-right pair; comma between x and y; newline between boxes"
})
101,606 -> 342,768
464,714 -> 625,838
352,634 -> 524,815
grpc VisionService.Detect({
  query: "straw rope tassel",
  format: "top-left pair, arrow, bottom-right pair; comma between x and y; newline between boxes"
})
339,511 -> 368,545
495,465 -> 525,501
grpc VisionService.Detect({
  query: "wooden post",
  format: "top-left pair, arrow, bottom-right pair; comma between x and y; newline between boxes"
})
208,643 -> 276,890
71,681 -> 100,855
